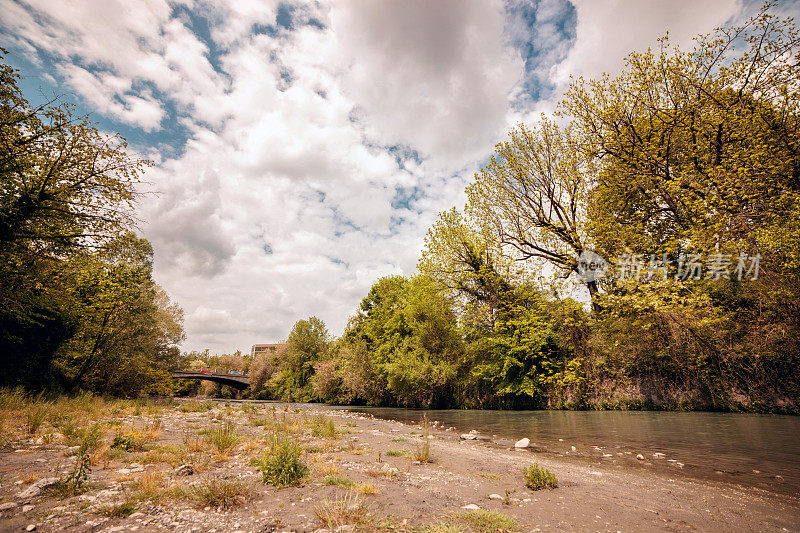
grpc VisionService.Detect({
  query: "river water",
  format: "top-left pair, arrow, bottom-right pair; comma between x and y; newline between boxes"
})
326,406 -> 800,495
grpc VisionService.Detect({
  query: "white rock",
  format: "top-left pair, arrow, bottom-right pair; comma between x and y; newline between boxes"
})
0,502 -> 18,511
636,454 -> 645,460
514,438 -> 530,448
488,494 -> 503,500
22,505 -> 34,513
17,477 -> 58,499
653,452 -> 665,458
26,525 -> 36,532
461,504 -> 480,510
571,446 -> 577,452
460,434 -> 477,440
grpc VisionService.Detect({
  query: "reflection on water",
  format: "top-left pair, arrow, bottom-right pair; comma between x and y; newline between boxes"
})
338,407 -> 800,494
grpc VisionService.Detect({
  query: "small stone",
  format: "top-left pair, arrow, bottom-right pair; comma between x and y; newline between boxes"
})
653,452 -> 665,459
571,446 -> 577,452
0,502 -> 18,511
460,434 -> 477,440
462,504 -> 480,510
22,505 -> 34,513
488,494 -> 503,500
175,464 -> 194,476
514,438 -> 530,449
26,525 -> 36,532
17,477 -> 58,499
636,454 -> 645,460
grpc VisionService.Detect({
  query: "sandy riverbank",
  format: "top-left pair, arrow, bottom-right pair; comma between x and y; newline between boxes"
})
1,399 -> 798,532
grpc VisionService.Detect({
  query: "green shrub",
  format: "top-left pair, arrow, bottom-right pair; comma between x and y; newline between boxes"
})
522,463 -> 558,490
207,420 -> 240,454
180,400 -> 215,413
385,449 -> 405,457
189,477 -> 250,510
315,491 -> 372,529
412,417 -> 433,463
255,435 -> 308,487
26,405 -> 50,434
322,474 -> 353,488
0,387 -> 28,410
311,415 -> 338,439
458,509 -> 517,532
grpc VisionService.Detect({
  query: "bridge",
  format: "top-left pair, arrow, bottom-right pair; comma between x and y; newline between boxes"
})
172,371 -> 250,391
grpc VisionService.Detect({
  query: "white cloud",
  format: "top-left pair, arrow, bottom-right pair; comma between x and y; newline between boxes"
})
331,0 -> 524,167
552,0 -> 742,86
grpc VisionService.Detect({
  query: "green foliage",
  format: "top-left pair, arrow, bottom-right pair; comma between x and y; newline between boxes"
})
207,420 -> 240,455
412,417 -> 433,463
25,404 -> 49,434
523,463 -> 558,490
314,491 -> 373,529
268,317 -> 329,401
50,450 -> 92,498
310,415 -> 338,439
255,434 -> 308,487
188,477 -> 250,510
322,474 -> 353,487
457,509 -> 517,532
0,53 -> 183,394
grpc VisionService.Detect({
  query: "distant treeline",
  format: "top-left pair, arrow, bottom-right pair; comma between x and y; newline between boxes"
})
196,8 -> 800,413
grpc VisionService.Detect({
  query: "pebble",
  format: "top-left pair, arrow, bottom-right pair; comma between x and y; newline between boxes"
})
571,446 -> 577,452
636,454 -> 645,460
26,525 -> 36,532
488,494 -> 503,500
22,505 -> 34,513
175,464 -> 194,476
460,434 -> 477,440
462,504 -> 480,510
514,438 -> 530,448
653,452 -> 666,459
17,477 -> 59,499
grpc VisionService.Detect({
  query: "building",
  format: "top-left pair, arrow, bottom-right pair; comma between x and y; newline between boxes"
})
250,343 -> 287,357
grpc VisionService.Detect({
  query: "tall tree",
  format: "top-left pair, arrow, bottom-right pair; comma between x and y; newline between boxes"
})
0,52 -> 151,389
466,119 -> 599,308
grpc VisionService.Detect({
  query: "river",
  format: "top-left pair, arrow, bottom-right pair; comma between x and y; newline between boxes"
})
330,406 -> 800,495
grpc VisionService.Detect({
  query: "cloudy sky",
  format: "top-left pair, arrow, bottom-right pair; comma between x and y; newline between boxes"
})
2,0 -> 795,354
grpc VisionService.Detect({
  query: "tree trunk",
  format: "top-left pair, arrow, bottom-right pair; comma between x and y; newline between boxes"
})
587,280 -> 602,314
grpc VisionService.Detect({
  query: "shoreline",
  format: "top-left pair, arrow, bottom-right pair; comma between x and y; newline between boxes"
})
1,400 -> 798,532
